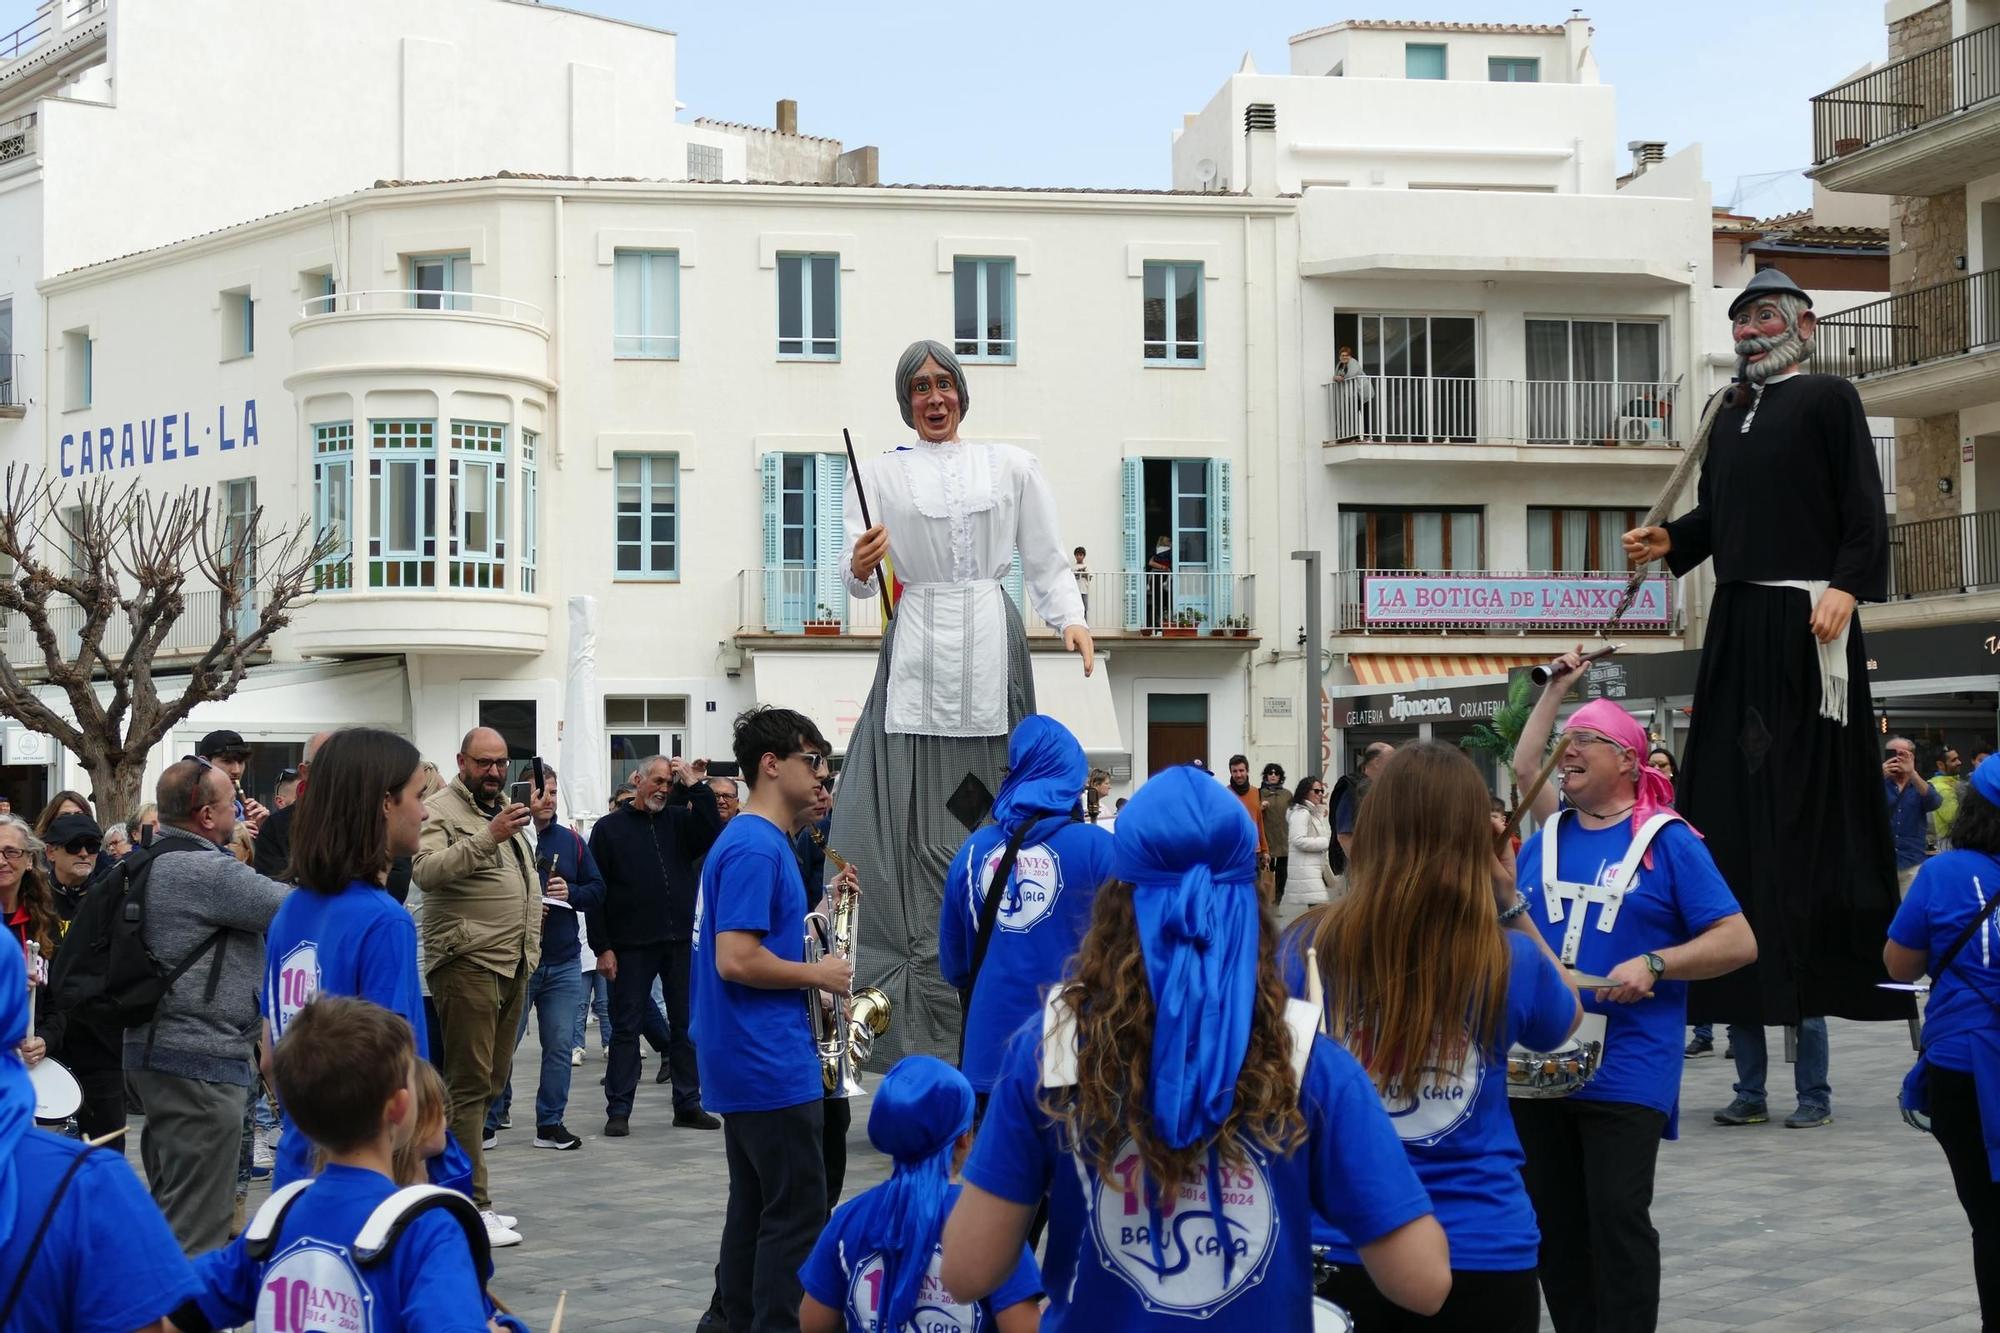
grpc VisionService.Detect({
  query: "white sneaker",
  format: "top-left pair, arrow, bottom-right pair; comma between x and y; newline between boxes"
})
571,1046 -> 585,1067
481,1210 -> 522,1247
492,1210 -> 518,1229
251,1136 -> 275,1170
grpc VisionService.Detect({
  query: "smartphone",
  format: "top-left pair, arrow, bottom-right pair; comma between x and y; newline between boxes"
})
531,755 -> 546,796
508,780 -> 534,807
706,760 -> 741,779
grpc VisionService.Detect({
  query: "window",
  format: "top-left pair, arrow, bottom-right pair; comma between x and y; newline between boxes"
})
447,422 -> 507,589
614,454 -> 678,578
368,420 -> 437,588
520,430 -> 538,595
301,269 -> 337,315
760,452 -> 847,630
1524,319 -> 1666,444
953,258 -> 1016,363
1527,507 -> 1654,574
1489,57 -> 1539,82
0,298 -> 13,407
1339,506 -> 1484,572
1142,261 -> 1203,365
1405,43 -> 1447,79
777,253 -> 839,359
605,696 -> 687,796
222,476 -> 257,572
1123,457 -> 1235,630
64,328 -> 90,410
1332,313 -> 1479,441
687,142 -> 725,179
221,289 -> 254,360
613,249 -> 681,358
409,253 -> 472,312
312,423 -> 354,590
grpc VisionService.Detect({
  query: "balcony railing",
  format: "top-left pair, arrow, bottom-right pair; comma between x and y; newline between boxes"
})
736,567 -> 1257,638
300,289 -> 547,325
0,14 -> 47,62
1812,22 -> 2000,165
1888,507 -> 2000,599
1325,376 -> 1682,448
1816,269 -> 2000,377
1336,567 -> 1681,635
1875,435 -> 1897,496
0,112 -> 35,167
0,353 -> 21,409
0,587 -> 257,665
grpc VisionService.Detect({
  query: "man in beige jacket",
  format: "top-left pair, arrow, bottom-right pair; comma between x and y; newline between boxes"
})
414,726 -> 540,1247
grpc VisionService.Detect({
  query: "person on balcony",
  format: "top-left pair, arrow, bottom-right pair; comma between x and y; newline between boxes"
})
835,339 -> 1091,1066
1622,266 -> 1904,1133
1333,344 -> 1373,442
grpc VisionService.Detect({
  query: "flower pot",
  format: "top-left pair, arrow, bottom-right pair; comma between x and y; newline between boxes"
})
1210,628 -> 1227,638
802,622 -> 841,637
1231,628 -> 1249,638
1163,627 -> 1197,638
1137,626 -> 1155,637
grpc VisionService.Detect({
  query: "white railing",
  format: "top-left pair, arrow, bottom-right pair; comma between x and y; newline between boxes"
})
300,289 -> 547,326
0,587 -> 256,664
1325,376 -> 1683,448
735,568 -> 1257,638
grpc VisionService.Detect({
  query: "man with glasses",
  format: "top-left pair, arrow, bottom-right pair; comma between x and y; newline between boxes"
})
42,810 -> 105,919
413,727 -> 540,1248
33,810 -> 128,1143
586,752 -> 723,1137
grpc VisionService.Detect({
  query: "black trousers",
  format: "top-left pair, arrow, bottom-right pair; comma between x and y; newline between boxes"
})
1512,1096 -> 1667,1333
606,941 -> 698,1117
1273,855 -> 1289,902
823,1095 -> 850,1208
72,1067 -> 128,1143
1318,1264 -> 1539,1332
1932,1066 -> 2000,1327
719,1099 -> 827,1333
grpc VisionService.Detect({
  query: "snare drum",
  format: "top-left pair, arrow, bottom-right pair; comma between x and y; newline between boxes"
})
1312,1297 -> 1355,1332
29,1056 -> 82,1121
1505,1011 -> 1606,1100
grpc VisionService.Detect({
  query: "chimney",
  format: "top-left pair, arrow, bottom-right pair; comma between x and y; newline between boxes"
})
1627,139 -> 1666,175
776,99 -> 798,136
1244,102 -> 1277,197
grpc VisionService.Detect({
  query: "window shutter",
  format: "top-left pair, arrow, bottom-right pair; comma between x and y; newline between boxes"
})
761,453 -> 782,631
1121,457 -> 1142,630
1209,458 -> 1234,622
816,453 -> 848,626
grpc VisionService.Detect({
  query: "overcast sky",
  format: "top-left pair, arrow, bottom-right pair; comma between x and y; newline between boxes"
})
3,0 -> 1890,216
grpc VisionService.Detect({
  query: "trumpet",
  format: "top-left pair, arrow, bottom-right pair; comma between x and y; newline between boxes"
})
804,848 -> 892,1097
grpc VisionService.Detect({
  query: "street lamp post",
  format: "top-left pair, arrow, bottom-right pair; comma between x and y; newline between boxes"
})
1292,550 -> 1322,777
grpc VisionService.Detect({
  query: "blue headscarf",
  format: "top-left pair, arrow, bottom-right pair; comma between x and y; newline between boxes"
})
1971,753 -> 2000,808
989,715 -> 1088,834
0,936 -> 31,1250
1112,764 -> 1262,1150
853,1055 -> 975,1327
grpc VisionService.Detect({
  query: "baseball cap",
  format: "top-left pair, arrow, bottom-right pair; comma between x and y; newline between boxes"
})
45,812 -> 103,849
197,729 -> 252,759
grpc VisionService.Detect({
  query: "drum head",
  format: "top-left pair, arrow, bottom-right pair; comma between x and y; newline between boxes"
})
29,1058 -> 82,1121
1312,1296 -> 1355,1332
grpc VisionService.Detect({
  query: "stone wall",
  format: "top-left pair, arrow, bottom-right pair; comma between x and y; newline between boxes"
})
1897,413 -> 1961,522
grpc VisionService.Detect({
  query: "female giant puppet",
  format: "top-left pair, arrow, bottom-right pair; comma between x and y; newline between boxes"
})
832,340 -> 1092,1063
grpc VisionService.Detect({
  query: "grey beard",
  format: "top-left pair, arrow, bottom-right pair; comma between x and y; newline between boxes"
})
1736,328 -> 1813,383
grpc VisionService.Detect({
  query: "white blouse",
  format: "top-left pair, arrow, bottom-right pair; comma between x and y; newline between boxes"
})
841,440 -> 1085,631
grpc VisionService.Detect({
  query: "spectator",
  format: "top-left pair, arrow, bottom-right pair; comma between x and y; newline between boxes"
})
102,821 -> 132,861
611,784 -> 637,811
1225,755 -> 1269,872
1144,536 -> 1172,629
133,802 -> 159,846
42,810 -> 104,920
404,760 -> 447,1072
1932,746 -> 1964,851
1884,735 -> 1941,898
708,774 -> 742,822
1333,343 -> 1373,441
1335,742 -> 1395,863
1286,775 -> 1334,905
1258,763 -> 1291,900
272,767 -> 300,811
413,727 -> 540,1240
252,732 -> 330,881
1083,768 -> 1113,829
587,754 -> 724,1136
34,812 -> 126,1142
124,756 -> 289,1254
196,730 -> 269,832
1648,747 -> 1679,787
1073,545 -> 1090,619
32,790 -> 91,838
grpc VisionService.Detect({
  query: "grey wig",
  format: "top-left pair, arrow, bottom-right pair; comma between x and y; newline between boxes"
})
894,339 -> 970,428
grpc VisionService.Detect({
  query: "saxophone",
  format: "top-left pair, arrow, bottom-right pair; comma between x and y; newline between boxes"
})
803,846 -> 893,1097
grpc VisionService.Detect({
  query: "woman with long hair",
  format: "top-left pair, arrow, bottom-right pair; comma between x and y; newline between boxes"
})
0,816 -> 60,972
942,764 -> 1449,1328
31,791 -> 91,837
1286,774 -> 1334,907
1302,742 -> 1580,1331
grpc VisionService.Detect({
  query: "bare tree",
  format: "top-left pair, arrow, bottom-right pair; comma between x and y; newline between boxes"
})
0,467 -> 334,822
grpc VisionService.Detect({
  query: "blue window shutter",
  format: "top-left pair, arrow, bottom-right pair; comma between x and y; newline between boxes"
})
1209,458 -> 1234,622
761,453 -> 782,631
1121,457 -> 1142,629
1005,548 -> 1024,611
816,453 -> 847,625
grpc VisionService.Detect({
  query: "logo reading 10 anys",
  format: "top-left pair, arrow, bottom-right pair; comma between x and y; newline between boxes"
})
1090,1139 -> 1278,1317
980,844 -> 1060,933
848,1247 -> 983,1333
256,1240 -> 374,1333
274,941 -> 323,1039
1355,1036 -> 1482,1148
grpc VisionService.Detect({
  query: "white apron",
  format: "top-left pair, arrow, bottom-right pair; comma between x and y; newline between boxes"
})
885,578 -> 1009,738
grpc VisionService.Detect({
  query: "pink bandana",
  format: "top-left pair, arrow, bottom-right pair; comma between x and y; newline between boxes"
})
1566,699 -> 1691,867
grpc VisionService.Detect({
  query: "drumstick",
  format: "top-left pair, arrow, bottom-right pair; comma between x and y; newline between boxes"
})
1303,945 -> 1327,1036
1500,732 -> 1570,846
550,1291 -> 568,1333
86,1126 -> 128,1148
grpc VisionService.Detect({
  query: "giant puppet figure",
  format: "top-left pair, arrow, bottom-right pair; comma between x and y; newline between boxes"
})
831,340 -> 1093,1063
1623,268 -> 1911,1059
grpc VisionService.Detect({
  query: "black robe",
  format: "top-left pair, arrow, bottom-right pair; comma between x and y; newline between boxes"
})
1662,373 -> 1911,1025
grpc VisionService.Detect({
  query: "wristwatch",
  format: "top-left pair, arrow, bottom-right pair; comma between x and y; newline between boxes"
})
1642,951 -> 1667,980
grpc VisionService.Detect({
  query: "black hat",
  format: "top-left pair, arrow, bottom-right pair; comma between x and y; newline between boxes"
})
45,812 -> 102,848
1728,268 -> 1813,319
197,729 -> 251,759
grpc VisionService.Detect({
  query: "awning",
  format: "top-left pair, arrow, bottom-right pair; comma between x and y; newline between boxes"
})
752,651 -> 1124,759
1349,652 -> 1543,687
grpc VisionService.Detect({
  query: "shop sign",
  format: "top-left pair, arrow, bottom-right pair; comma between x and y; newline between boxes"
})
1362,573 -> 1671,626
1262,696 -> 1292,718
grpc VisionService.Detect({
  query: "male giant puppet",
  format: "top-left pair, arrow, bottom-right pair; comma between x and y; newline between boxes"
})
1624,268 -> 1911,1124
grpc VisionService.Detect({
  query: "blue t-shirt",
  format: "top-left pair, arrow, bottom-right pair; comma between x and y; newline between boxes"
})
1885,778 -> 1943,869
263,880 -> 429,1189
799,1181 -> 1043,1332
963,1024 -> 1432,1329
939,816 -> 1116,1092
1890,849 -> 2000,1072
1515,816 -> 1740,1127
192,1164 -> 489,1332
691,812 -> 821,1114
0,1130 -> 201,1333
1287,929 -> 1573,1271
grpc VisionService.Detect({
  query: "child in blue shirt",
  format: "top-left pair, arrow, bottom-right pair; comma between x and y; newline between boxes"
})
800,1055 -> 1042,1333
173,995 -> 519,1333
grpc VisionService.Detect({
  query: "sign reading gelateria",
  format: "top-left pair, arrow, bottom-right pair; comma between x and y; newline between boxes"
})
58,400 -> 260,477
1362,573 -> 1672,626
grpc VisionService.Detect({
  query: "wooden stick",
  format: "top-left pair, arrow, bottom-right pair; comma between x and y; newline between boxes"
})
550,1291 -> 568,1333
1605,386 -> 1734,631
86,1125 -> 128,1148
1501,731 -> 1570,846
842,428 -> 895,624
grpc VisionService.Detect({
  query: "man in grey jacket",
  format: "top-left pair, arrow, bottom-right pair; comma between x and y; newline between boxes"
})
124,755 -> 290,1254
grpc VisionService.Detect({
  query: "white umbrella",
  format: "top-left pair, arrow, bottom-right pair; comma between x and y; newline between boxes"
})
559,595 -> 606,828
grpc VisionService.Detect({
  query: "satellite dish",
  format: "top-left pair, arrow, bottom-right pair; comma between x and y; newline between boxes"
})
1195,158 -> 1218,190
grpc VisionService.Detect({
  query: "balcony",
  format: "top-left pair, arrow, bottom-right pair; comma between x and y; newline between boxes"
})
1875,435 -> 1898,510
1886,507 -> 2000,600
1322,376 -> 1684,467
733,568 -> 1259,645
0,587 -> 259,668
1335,568 -> 1682,637
287,290 -> 551,392
289,588 -> 549,657
0,111 -> 34,171
1811,22 -> 2000,196
1814,270 -> 2000,416
0,353 -> 22,420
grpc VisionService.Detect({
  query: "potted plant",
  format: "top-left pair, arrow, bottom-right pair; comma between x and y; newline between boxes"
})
1163,608 -> 1204,639
1226,614 -> 1251,638
802,604 -> 842,636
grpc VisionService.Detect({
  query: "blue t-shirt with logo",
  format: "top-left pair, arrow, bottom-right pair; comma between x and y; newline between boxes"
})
1890,849 -> 2000,1072
190,1164 -> 488,1332
691,812 -> 822,1114
1288,928 -> 1573,1271
799,1181 -> 1043,1332
939,816 -> 1116,1092
0,1130 -> 201,1333
263,880 -> 429,1190
1515,816 -> 1740,1129
963,1023 -> 1432,1329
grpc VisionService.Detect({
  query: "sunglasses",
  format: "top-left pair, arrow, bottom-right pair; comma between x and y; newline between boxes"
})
277,767 -> 299,782
61,840 -> 102,856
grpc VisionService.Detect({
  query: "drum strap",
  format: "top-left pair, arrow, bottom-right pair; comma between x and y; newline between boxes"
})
1540,811 -> 1681,966
0,1145 -> 96,1326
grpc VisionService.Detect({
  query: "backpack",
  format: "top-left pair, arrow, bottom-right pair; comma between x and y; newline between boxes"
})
45,842 -> 227,1033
